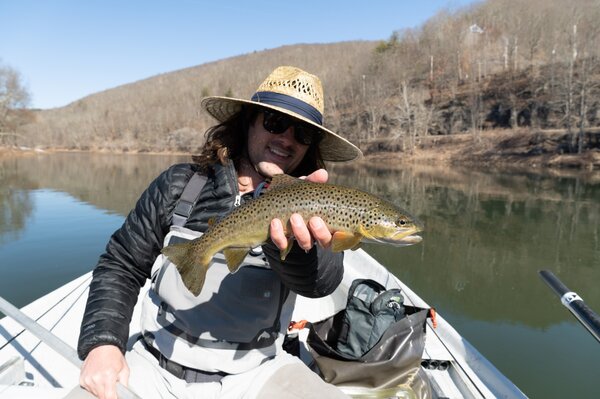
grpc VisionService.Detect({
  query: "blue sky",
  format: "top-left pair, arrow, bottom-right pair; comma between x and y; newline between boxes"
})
1,1 -> 479,109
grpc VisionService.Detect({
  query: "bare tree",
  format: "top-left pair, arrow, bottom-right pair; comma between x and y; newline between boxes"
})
566,23 -> 579,151
0,61 -> 31,146
574,9 -> 600,153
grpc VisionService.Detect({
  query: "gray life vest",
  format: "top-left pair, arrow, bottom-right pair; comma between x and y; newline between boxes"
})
139,173 -> 296,374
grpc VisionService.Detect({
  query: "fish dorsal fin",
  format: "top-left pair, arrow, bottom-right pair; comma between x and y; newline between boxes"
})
267,174 -> 305,190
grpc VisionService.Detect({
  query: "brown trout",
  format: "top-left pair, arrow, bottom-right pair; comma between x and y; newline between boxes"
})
162,174 -> 423,296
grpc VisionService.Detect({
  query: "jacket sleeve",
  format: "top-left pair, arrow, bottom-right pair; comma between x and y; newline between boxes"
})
77,164 -> 197,360
262,241 -> 344,298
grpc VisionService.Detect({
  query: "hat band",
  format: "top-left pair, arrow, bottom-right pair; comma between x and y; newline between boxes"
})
251,91 -> 323,125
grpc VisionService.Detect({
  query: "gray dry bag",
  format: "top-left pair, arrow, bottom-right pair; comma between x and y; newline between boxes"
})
306,279 -> 432,397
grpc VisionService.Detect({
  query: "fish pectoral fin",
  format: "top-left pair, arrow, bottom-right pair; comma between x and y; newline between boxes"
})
279,237 -> 295,261
331,231 -> 363,252
223,248 -> 250,273
162,242 -> 209,296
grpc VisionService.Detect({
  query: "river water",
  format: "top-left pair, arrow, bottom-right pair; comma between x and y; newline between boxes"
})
0,152 -> 598,398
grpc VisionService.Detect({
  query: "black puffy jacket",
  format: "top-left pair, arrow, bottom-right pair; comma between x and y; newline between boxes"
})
77,161 -> 344,360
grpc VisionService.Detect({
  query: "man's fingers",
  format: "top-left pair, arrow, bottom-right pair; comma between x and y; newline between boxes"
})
86,371 -> 118,399
291,214 -> 312,251
270,218 -> 288,249
103,378 -> 118,399
79,345 -> 127,399
118,363 -> 130,387
301,169 -> 328,184
308,217 -> 332,248
272,213 -> 333,253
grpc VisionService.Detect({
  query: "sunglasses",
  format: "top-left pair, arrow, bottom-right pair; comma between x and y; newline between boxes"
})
261,109 -> 323,146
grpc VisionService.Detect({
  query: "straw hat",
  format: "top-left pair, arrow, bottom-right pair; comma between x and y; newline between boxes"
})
201,66 -> 362,162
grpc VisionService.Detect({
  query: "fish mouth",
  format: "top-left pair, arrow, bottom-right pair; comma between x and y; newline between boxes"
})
365,228 -> 423,247
375,234 -> 422,247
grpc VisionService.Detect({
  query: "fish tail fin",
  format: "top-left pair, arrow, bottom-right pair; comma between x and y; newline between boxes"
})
161,242 -> 210,296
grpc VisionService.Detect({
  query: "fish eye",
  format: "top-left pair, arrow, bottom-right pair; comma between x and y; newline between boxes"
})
398,218 -> 407,226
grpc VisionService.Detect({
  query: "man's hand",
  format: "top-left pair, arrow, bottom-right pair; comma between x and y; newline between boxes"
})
270,169 -> 333,251
80,345 -> 130,399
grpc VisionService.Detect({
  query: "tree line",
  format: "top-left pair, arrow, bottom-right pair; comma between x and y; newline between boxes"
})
352,0 -> 600,154
3,0 -> 600,155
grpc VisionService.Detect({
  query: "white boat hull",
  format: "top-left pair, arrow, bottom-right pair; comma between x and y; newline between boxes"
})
0,249 -> 527,398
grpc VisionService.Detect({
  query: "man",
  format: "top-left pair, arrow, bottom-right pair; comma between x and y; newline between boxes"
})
77,66 -> 362,398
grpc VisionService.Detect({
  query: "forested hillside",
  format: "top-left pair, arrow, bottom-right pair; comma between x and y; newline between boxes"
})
11,0 -> 600,161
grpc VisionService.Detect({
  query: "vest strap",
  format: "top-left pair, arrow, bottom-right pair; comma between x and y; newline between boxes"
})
141,335 -> 229,383
172,173 -> 208,227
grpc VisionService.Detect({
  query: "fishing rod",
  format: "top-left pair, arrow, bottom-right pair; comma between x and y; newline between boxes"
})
0,295 -> 141,399
539,270 -> 600,344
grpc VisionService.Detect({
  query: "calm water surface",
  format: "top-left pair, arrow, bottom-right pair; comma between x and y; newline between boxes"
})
1,152 -> 599,398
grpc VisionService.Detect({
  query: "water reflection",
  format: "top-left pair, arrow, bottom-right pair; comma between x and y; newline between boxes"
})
0,157 -> 35,243
0,152 -> 187,309
0,152 -> 188,216
1,153 -> 599,397
2,153 -> 598,329
329,163 -> 600,397
329,163 -> 600,329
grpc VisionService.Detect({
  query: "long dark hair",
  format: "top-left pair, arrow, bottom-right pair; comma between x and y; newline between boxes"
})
192,106 -> 325,177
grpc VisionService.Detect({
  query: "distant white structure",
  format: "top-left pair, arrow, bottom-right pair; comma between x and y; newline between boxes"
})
469,24 -> 484,34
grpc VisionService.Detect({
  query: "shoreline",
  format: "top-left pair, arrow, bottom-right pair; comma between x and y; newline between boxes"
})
361,129 -> 600,173
3,129 -> 600,175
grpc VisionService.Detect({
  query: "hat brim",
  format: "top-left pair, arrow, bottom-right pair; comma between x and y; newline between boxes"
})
201,96 -> 362,162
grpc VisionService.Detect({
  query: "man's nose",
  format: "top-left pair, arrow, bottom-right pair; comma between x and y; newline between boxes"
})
278,126 -> 296,143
